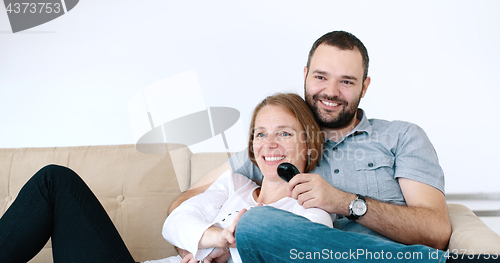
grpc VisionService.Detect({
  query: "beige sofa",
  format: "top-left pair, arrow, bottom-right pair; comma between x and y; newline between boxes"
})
1,144 -> 499,262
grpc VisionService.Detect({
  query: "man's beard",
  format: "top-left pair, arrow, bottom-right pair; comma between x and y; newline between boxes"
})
305,90 -> 361,130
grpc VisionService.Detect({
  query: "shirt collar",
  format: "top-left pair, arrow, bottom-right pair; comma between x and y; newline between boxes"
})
324,108 -> 372,144
352,108 -> 372,136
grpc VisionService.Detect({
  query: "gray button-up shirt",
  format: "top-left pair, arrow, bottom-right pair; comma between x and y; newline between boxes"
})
229,109 -> 445,241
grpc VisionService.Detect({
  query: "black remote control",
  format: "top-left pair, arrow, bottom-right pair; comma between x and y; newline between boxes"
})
277,162 -> 300,182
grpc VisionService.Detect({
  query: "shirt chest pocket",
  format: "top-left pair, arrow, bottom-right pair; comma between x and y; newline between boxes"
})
353,155 -> 398,200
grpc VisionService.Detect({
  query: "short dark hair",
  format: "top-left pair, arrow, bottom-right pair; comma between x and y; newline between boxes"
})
306,31 -> 369,81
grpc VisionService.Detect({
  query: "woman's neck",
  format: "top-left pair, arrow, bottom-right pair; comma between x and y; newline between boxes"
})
254,179 -> 288,204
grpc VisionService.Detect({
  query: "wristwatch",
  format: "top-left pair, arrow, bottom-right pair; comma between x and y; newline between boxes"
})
347,194 -> 367,220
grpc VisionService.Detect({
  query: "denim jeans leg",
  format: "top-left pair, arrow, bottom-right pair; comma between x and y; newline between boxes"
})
235,206 -> 447,263
0,164 -> 136,263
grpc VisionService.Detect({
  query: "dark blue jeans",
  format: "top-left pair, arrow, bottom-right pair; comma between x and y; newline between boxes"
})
0,164 -> 136,263
235,206 -> 447,263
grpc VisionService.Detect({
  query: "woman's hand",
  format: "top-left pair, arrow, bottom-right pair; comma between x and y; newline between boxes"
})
198,209 -> 247,250
190,209 -> 248,262
214,209 -> 247,248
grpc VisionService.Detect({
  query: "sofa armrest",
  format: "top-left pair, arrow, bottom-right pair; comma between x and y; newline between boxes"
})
447,203 -> 500,253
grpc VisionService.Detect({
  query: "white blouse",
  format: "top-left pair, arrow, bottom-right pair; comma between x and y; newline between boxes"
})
162,170 -> 333,263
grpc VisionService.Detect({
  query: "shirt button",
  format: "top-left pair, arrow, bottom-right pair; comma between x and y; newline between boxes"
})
368,162 -> 374,168
334,169 -> 340,174
332,147 -> 338,152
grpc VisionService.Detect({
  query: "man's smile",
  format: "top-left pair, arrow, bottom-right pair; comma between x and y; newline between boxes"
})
320,99 -> 340,108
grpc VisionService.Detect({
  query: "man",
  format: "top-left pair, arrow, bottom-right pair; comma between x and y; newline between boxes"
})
169,31 -> 452,262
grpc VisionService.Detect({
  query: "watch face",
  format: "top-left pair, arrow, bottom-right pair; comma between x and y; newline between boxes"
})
353,200 -> 367,215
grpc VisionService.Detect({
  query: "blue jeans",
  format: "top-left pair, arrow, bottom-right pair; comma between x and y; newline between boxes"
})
235,206 -> 447,263
0,165 -> 136,263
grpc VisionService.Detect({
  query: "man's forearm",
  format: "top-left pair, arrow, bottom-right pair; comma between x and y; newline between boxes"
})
357,198 -> 451,250
169,161 -> 232,215
168,184 -> 210,214
325,178 -> 451,249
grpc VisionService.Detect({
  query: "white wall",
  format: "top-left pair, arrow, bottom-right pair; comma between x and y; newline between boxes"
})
1,0 -> 499,194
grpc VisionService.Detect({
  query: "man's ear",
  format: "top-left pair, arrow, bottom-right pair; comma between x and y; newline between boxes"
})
303,66 -> 308,81
360,76 -> 371,98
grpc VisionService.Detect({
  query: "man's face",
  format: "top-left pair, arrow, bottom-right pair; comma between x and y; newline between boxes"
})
304,44 -> 370,130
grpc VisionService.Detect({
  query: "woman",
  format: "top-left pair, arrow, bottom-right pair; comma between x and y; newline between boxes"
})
160,93 -> 332,263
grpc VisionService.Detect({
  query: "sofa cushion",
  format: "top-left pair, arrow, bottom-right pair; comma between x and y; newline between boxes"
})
0,144 -> 187,263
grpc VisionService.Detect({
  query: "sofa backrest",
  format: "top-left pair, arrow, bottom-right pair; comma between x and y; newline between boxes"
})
0,144 -> 191,262
190,152 -> 233,187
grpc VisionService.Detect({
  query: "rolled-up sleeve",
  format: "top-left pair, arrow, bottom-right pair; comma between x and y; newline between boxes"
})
162,170 -> 233,259
394,124 -> 445,194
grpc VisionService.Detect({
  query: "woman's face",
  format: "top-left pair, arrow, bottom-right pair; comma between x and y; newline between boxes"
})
252,105 -> 309,179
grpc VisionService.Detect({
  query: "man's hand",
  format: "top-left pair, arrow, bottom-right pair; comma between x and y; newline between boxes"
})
176,247 -> 192,261
179,248 -> 231,263
179,252 -> 197,263
202,248 -> 231,263
287,173 -> 353,214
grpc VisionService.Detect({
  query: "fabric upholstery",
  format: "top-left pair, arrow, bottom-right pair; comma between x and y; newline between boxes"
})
448,203 -> 500,251
0,144 -> 187,263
